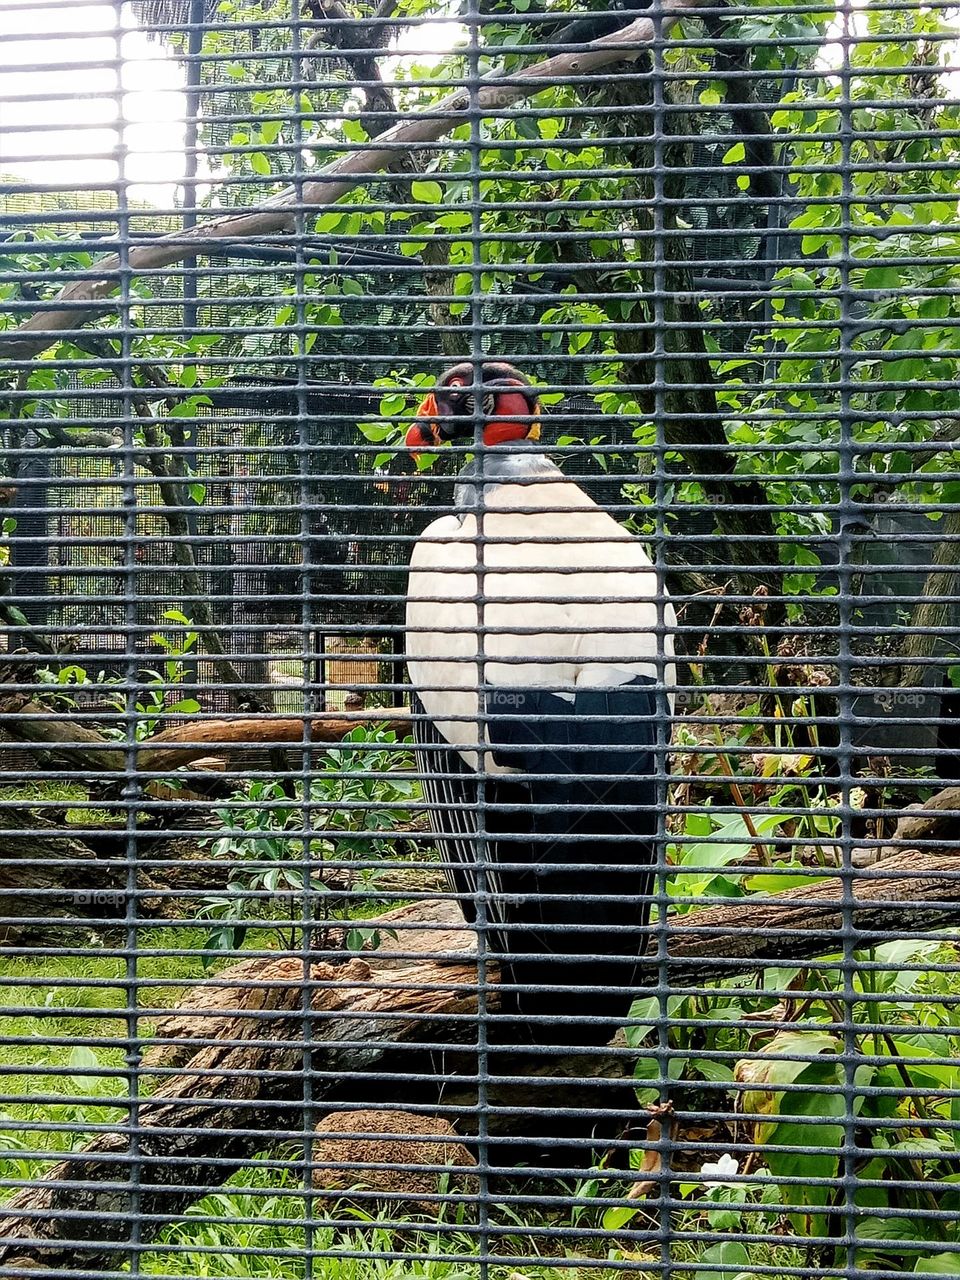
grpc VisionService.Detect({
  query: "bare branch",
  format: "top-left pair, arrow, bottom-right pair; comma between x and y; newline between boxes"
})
1,0 -> 700,361
0,698 -> 410,774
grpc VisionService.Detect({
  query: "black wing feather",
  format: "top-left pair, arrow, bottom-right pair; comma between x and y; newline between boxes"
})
411,680 -> 663,1046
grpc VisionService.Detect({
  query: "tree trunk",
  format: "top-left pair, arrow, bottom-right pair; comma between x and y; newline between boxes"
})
899,506 -> 960,689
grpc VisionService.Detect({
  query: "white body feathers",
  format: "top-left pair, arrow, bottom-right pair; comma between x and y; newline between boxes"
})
405,456 -> 676,770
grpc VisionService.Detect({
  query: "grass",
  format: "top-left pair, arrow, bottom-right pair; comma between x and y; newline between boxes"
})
0,779 -> 121,826
0,927 -> 211,1179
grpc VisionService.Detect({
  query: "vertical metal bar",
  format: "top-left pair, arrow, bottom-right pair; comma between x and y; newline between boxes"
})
649,7 -> 675,1278
181,0 -> 204,336
290,3 -> 319,1269
180,0 -> 205,708
836,2 -> 860,1272
115,1 -> 143,1271
466,0 -> 492,1273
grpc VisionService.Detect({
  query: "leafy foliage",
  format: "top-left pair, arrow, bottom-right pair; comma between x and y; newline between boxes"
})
199,726 -> 419,957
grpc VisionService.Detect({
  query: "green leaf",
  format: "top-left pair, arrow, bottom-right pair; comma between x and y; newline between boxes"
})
602,1205 -> 641,1232
737,1030 -> 840,1122
762,1059 -> 845,1234
341,117 -> 368,143
67,1045 -> 101,1087
693,1058 -> 736,1084
315,211 -> 345,234
858,1216 -> 936,1246
679,839 -> 751,870
685,812 -> 715,838
695,1241 -> 751,1280
916,1256 -> 960,1274
625,994 -> 684,1047
411,180 -> 443,205
723,141 -> 746,165
746,871 -> 829,893
68,1045 -> 99,1071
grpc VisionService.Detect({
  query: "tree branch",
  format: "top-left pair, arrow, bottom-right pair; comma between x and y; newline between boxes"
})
0,697 -> 411,774
1,0 -> 702,361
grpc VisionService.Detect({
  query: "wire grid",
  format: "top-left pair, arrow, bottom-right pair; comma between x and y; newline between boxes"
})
1,0 -> 959,1277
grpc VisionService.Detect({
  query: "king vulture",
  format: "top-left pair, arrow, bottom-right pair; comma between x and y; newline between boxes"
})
404,361 -> 675,1047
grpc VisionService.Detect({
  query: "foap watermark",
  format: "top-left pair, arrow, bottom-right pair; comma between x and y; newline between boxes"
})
489,690 -> 528,709
70,890 -> 126,907
870,689 -> 930,714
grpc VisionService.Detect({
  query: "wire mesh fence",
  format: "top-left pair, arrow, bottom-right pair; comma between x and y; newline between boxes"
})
1,0 -> 959,1275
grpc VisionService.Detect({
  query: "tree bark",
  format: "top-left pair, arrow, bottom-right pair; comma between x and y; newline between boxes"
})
136,708 -> 411,772
0,698 -> 125,773
899,506 -> 960,688
2,850 -> 959,1271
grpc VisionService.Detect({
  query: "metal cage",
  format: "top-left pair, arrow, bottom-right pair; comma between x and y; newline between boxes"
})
2,0 -> 960,1276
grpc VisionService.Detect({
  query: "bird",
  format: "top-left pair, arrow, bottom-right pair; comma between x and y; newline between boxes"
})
404,360 -> 676,1047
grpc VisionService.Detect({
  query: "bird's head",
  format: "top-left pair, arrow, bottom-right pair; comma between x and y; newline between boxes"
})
405,361 -> 541,458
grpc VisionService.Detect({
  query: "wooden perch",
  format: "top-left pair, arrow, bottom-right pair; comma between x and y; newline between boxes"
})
0,700 -> 126,773
853,785 -> 960,865
1,0 -> 701,362
3,851 -> 960,1271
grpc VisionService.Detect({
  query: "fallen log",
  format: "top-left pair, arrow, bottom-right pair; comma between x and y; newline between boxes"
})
0,810 -> 240,938
0,699 -> 125,773
3,851 -> 960,1270
0,807 -> 117,938
853,783 -> 960,865
880,784 -> 960,851
0,955 -> 491,1274
0,810 -> 438,945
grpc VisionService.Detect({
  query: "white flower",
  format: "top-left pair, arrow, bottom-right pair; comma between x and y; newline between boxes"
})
699,1153 -> 739,1189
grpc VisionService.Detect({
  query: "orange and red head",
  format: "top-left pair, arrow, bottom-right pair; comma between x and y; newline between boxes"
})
405,361 -> 541,458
